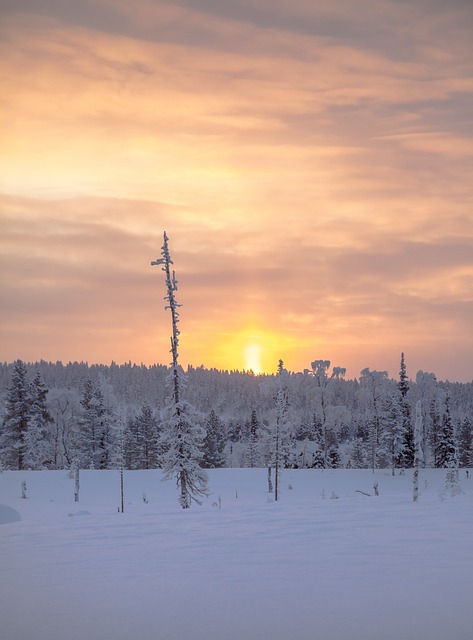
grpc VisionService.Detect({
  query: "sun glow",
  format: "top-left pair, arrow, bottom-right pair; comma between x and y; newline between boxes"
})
186,322 -> 301,375
244,343 -> 262,374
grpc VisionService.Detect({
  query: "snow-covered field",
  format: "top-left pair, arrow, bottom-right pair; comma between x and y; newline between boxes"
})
1,468 -> 472,640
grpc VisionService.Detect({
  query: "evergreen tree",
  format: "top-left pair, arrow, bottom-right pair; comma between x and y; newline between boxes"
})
398,352 -> 409,398
429,395 -> 442,467
0,360 -> 30,469
413,400 -> 423,502
397,353 -> 414,467
359,368 -> 389,472
416,370 -> 438,465
202,409 -> 226,468
97,377 -> 123,470
24,369 -> 53,469
309,359 -> 345,467
327,447 -> 341,468
245,409 -> 260,468
78,379 -> 104,468
133,401 -> 160,469
379,392 -> 404,475
152,231 -> 208,508
458,417 -> 472,468
435,394 -> 458,468
270,360 -> 290,499
350,438 -> 366,469
124,414 -> 139,469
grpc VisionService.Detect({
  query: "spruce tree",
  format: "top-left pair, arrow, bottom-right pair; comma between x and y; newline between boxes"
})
397,353 -> 414,467
379,391 -> 404,476
398,352 -> 409,398
413,400 -> 423,501
245,409 -> 260,468
78,379 -> 104,468
270,360 -> 290,500
350,438 -> 366,469
435,394 -> 458,468
458,417 -> 472,468
24,369 -> 53,469
429,397 -> 442,467
152,231 -> 208,508
138,401 -> 160,469
202,409 -> 226,468
0,360 -> 30,470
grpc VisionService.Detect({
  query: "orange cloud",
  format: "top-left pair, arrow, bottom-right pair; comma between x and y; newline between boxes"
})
0,1 -> 472,381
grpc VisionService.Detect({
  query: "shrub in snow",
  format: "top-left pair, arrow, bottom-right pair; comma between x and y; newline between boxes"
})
445,469 -> 463,496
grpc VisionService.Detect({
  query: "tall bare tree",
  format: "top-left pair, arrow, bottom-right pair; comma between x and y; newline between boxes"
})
152,232 -> 208,508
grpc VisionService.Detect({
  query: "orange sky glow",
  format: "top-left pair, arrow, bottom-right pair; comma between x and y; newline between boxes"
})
1,0 -> 472,381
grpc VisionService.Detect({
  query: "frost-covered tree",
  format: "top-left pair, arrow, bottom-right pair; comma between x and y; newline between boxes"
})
77,376 -> 121,469
416,370 -> 439,465
349,438 -> 366,469
435,393 -> 458,469
78,378 -> 103,467
458,417 -> 472,468
397,353 -> 414,468
245,409 -> 260,468
413,401 -> 423,502
359,368 -> 389,472
270,360 -> 290,500
308,359 -> 345,466
24,369 -> 53,469
202,409 -> 226,468
0,360 -> 30,469
379,391 -> 404,475
152,231 -> 208,508
125,401 -> 160,469
48,387 -> 81,469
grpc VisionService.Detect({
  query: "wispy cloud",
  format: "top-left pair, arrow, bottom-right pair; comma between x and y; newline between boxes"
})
1,1 -> 472,379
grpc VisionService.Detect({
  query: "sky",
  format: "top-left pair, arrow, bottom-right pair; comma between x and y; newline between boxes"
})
1,0 -> 472,382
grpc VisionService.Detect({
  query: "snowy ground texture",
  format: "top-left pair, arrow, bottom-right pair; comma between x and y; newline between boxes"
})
1,468 -> 472,640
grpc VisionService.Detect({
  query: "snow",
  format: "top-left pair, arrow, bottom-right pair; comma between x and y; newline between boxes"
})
0,468 -> 472,640
0,503 -> 22,524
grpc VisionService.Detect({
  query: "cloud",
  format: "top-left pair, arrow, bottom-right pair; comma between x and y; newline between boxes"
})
0,1 -> 472,380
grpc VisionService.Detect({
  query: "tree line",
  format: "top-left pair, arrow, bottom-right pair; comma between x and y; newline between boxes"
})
1,354 -> 471,473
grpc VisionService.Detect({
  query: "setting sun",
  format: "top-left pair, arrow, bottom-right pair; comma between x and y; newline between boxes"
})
186,323 -> 300,375
244,343 -> 262,374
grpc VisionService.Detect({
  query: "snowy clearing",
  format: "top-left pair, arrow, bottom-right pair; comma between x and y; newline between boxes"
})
1,468 -> 472,640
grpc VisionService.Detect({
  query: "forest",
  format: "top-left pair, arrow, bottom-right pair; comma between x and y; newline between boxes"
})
1,355 -> 472,473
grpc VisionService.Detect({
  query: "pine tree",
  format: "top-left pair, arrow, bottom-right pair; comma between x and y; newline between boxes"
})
397,353 -> 414,467
24,369 -> 53,469
0,360 -> 30,469
327,447 -> 341,468
78,379 -> 104,468
152,231 -> 208,508
350,438 -> 366,469
127,401 -> 160,469
99,379 -> 124,470
458,417 -> 472,468
435,394 -> 458,468
398,352 -> 409,398
413,400 -> 423,502
359,368 -> 389,472
270,360 -> 290,500
379,392 -> 404,475
429,397 -> 442,467
139,401 -> 161,469
245,409 -> 260,468
202,409 -> 226,468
